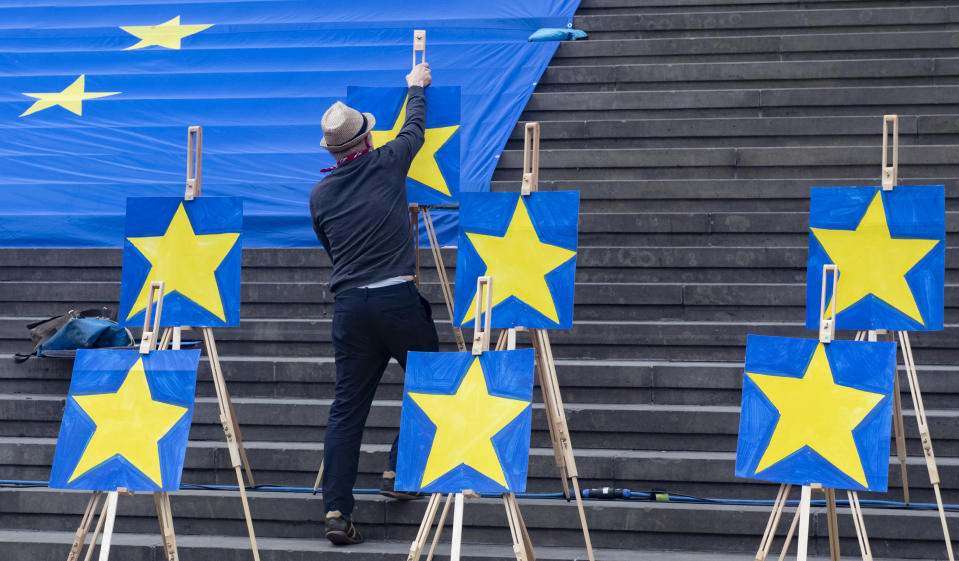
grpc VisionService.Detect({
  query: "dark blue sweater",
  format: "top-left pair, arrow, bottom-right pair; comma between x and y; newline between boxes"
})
310,86 -> 425,294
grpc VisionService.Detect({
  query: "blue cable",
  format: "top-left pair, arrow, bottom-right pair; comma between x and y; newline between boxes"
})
1,480 -> 956,511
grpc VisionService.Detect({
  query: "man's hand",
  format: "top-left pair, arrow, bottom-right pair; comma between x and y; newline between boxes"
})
406,62 -> 432,88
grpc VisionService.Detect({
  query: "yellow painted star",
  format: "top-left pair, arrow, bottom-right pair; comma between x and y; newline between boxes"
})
69,358 -> 188,485
812,191 -> 939,325
19,75 -> 119,118
460,197 -> 576,325
408,358 -> 530,488
126,202 -> 240,322
121,16 -> 212,50
370,95 -> 459,197
748,344 -> 885,487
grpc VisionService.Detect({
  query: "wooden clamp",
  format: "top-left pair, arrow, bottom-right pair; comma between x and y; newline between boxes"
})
139,281 -> 166,354
186,126 -> 203,200
521,122 -> 540,196
413,29 -> 426,67
819,264 -> 838,343
881,115 -> 898,191
472,276 -> 493,355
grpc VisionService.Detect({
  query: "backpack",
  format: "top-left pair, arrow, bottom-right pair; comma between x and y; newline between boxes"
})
13,308 -> 134,363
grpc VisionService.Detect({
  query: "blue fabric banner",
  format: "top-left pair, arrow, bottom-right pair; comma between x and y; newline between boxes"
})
0,0 -> 579,247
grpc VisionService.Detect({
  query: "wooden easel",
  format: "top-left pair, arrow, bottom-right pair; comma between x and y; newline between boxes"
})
67,282 -> 181,561
311,29 -> 467,493
408,277 -> 537,561
155,126 -> 261,560
519,121 -> 595,561
755,265 -> 874,561
851,115 -> 953,560
410,122 -> 595,561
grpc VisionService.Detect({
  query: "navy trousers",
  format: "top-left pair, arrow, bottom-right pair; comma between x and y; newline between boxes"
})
322,281 -> 439,516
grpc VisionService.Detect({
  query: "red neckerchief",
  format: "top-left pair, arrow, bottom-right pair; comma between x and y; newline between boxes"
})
320,148 -> 372,173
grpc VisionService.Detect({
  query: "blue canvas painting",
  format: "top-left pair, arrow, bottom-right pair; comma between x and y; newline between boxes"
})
805,185 -> 945,331
453,192 -> 579,329
347,86 -> 461,205
49,348 -> 201,492
119,196 -> 243,328
396,349 -> 534,494
736,335 -> 896,491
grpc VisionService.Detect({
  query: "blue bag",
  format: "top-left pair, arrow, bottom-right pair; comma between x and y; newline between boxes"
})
15,316 -> 133,362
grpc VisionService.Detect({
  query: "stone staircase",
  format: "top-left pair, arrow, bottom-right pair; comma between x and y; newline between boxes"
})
3,0 -> 959,559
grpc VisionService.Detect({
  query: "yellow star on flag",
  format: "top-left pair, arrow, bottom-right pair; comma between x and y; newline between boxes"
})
370,95 -> 459,197
461,197 -> 576,324
408,358 -> 529,488
748,344 -> 885,487
69,358 -> 188,486
19,75 -> 119,118
126,202 -> 240,322
812,191 -> 939,325
121,15 -> 212,50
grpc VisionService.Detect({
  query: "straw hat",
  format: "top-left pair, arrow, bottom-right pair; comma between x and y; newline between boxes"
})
320,101 -> 376,151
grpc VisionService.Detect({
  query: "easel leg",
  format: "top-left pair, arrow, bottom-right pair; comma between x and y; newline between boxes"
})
153,492 -> 179,561
96,491 -> 119,561
868,330 -> 909,503
891,370 -> 909,504
312,461 -> 323,493
423,208 -> 466,352
796,485 -> 812,561
506,493 -> 536,561
847,491 -> 872,561
201,328 -> 260,561
450,493 -> 465,561
68,491 -> 104,561
777,505 -> 801,561
531,329 -> 594,561
408,492 -> 443,561
202,328 -> 255,486
898,331 -> 954,561
503,493 -> 534,561
824,488 -> 840,561
425,493 -> 455,561
531,331 -> 569,496
81,496 -> 109,561
756,483 -> 790,561
235,466 -> 260,561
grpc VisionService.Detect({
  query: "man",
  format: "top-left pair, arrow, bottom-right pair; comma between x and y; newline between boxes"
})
310,62 -> 438,546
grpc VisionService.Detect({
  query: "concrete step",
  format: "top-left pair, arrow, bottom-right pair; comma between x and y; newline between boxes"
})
506,115 -> 959,150
6,393 -> 959,454
6,353 -> 959,408
0,530 -> 792,561
522,85 -> 959,121
4,436 -> 959,503
575,5 -> 959,39
494,145 -> 959,180
0,488 -> 956,558
540,57 -> 953,93
4,280 -> 958,324
553,31 -> 959,64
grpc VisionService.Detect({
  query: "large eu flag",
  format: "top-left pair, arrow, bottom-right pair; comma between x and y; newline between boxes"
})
0,1 -> 580,247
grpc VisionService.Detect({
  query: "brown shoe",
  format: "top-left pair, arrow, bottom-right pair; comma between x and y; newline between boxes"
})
325,510 -> 363,545
380,471 -> 424,501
